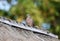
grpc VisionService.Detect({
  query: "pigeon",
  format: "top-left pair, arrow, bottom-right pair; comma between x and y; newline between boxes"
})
26,14 -> 34,27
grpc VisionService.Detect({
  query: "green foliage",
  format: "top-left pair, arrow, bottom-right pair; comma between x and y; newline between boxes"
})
7,0 -> 11,3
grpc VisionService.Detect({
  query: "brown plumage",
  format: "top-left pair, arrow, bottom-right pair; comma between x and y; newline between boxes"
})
26,14 -> 33,27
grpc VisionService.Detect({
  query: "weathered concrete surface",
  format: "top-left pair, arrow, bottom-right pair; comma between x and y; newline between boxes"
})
0,23 -> 60,41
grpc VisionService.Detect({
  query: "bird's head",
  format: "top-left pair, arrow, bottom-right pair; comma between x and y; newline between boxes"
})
26,14 -> 31,18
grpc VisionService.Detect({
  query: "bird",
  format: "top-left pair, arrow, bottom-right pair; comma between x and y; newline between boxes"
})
26,14 -> 34,27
